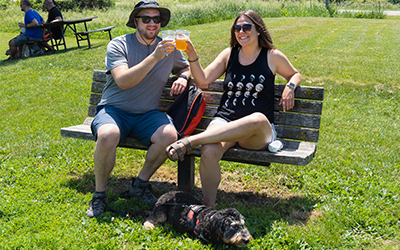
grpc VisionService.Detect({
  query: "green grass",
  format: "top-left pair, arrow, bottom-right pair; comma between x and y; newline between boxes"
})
1,1 -> 400,249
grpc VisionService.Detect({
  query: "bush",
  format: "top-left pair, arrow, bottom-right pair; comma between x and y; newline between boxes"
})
0,0 -> 14,9
339,9 -> 386,18
55,0 -> 115,11
0,0 -> 114,11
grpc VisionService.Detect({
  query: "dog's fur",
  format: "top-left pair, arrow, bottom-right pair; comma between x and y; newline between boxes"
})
144,191 -> 252,247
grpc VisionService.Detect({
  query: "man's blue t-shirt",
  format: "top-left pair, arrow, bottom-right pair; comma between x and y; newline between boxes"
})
24,9 -> 43,39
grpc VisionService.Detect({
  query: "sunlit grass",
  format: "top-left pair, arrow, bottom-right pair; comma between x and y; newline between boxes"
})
0,1 -> 399,249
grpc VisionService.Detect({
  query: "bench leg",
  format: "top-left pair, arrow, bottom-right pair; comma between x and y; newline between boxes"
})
87,34 -> 91,49
178,155 -> 195,191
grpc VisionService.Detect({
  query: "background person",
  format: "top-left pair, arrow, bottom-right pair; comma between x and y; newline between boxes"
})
41,0 -> 63,52
86,0 -> 190,218
166,10 -> 301,208
5,0 -> 44,60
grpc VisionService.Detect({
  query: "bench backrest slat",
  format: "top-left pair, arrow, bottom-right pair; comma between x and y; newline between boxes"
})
89,70 -> 324,143
175,79 -> 325,101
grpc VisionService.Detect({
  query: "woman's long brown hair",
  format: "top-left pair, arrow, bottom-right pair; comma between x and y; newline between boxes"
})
230,10 -> 275,50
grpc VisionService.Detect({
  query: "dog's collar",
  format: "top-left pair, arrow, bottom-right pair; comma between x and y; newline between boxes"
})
187,205 -> 209,242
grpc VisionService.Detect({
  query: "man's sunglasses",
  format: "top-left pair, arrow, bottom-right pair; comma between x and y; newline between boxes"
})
232,24 -> 252,33
136,16 -> 161,24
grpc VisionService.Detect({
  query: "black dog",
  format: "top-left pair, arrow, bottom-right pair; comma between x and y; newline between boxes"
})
144,191 -> 252,247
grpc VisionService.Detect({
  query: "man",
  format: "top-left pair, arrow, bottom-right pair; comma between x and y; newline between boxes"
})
43,0 -> 63,38
41,0 -> 63,52
86,0 -> 191,218
5,0 -> 44,60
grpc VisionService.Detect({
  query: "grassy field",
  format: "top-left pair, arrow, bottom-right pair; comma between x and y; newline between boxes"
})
1,0 -> 400,249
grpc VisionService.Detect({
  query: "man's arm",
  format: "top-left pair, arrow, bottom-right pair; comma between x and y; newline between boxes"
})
20,18 -> 39,28
111,40 -> 177,90
111,53 -> 162,90
52,16 -> 62,22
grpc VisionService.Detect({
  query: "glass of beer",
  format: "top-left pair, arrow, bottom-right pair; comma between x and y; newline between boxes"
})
175,30 -> 191,51
19,20 -> 26,33
161,30 -> 176,52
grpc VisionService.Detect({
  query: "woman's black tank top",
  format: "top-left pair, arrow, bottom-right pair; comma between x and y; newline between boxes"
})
215,46 -> 275,123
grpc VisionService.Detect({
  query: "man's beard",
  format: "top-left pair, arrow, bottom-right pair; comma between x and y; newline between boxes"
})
137,25 -> 158,41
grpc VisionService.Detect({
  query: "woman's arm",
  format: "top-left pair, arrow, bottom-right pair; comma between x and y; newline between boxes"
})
185,40 -> 231,87
269,49 -> 302,112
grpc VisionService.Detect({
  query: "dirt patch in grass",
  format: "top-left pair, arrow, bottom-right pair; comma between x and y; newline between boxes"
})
115,165 -> 317,225
70,163 -> 319,225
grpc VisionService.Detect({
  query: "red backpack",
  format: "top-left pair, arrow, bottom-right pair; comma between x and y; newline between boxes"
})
167,84 -> 206,138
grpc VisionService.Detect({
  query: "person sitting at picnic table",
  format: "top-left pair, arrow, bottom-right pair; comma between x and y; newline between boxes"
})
5,0 -> 44,61
166,10 -> 302,208
40,0 -> 63,52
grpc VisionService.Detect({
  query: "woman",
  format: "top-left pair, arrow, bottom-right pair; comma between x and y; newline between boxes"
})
166,10 -> 301,208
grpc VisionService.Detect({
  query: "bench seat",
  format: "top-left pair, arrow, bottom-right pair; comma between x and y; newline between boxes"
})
61,120 -> 316,166
74,26 -> 116,48
75,26 -> 116,35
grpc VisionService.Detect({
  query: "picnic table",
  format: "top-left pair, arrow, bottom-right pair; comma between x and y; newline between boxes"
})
39,21 -> 66,52
63,16 -> 115,48
39,16 -> 115,50
63,16 -> 97,48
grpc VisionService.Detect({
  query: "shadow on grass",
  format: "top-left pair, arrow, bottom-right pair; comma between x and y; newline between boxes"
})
0,42 -> 105,65
66,172 -> 320,239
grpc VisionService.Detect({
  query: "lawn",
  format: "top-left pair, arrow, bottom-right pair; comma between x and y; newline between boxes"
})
0,1 -> 399,249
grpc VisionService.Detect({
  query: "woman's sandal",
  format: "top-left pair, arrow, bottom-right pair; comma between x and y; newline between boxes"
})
165,138 -> 192,162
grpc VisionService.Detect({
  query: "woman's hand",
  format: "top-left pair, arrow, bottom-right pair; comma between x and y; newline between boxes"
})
279,86 -> 295,112
184,39 -> 198,61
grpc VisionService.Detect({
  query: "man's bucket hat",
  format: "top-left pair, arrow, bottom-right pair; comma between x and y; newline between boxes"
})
126,0 -> 170,29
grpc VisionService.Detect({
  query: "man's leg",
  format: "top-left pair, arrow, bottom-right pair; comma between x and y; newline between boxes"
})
138,124 -> 177,181
8,39 -> 18,60
9,34 -> 29,60
94,123 -> 121,192
86,123 -> 120,218
40,41 -> 53,52
130,124 -> 177,206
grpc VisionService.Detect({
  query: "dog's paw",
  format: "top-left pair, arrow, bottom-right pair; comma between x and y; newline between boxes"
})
144,221 -> 155,230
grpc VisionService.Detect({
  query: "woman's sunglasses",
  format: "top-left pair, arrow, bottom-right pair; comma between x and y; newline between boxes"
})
232,24 -> 252,33
136,16 -> 161,24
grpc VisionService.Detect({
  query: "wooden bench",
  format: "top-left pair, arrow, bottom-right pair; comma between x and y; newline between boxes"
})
75,26 -> 116,48
61,70 -> 324,191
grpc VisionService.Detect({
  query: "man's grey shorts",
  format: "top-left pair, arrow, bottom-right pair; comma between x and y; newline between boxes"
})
13,33 -> 42,47
91,105 -> 174,146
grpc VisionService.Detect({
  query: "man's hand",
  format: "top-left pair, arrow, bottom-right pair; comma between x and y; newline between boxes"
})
170,77 -> 187,96
154,40 -> 175,61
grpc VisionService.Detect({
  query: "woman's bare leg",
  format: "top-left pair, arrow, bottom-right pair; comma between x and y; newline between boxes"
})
199,140 -> 235,208
168,112 -> 272,160
177,112 -> 273,207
